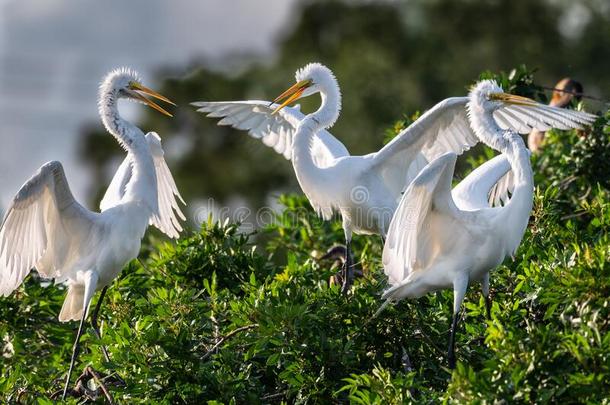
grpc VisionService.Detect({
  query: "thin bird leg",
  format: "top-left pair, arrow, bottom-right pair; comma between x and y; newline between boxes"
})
447,313 -> 459,370
341,240 -> 354,294
448,275 -> 469,369
481,273 -> 491,320
485,297 -> 492,321
90,286 -> 110,362
62,311 -> 88,400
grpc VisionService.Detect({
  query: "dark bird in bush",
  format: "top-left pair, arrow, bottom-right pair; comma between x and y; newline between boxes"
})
380,80 -> 596,368
317,244 -> 363,286
0,68 -> 185,399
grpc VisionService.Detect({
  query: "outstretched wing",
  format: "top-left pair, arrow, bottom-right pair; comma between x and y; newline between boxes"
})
369,96 -> 596,201
145,132 -> 186,238
382,153 -> 459,288
493,102 -> 597,133
191,100 -> 350,168
369,97 -> 477,199
99,134 -> 185,238
0,161 -> 95,296
99,155 -> 133,212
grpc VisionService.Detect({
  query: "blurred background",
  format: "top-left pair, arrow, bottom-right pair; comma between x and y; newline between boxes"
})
1,0 -> 608,226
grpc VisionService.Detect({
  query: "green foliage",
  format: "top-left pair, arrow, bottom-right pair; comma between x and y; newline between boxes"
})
1,72 -> 609,403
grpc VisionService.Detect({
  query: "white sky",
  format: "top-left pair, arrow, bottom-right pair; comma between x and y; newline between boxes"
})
0,0 -> 299,208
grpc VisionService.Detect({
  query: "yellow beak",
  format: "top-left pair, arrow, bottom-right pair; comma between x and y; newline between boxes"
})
489,92 -> 537,106
271,79 -> 313,115
129,81 -> 176,117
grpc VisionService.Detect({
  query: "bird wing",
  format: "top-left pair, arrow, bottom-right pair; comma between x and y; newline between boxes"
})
452,154 -> 513,210
369,97 -> 477,198
145,132 -> 186,239
99,134 -> 186,238
192,100 -> 350,167
99,155 -> 133,212
0,161 -> 95,296
368,96 -> 596,201
382,153 -> 460,286
488,169 -> 514,207
493,102 -> 597,133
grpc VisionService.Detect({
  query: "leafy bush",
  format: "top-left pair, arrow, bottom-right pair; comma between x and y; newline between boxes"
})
1,71 -> 608,403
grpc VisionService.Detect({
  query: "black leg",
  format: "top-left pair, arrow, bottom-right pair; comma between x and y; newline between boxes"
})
90,286 -> 110,362
447,312 -> 459,369
62,309 -> 88,399
341,241 -> 354,294
485,295 -> 492,321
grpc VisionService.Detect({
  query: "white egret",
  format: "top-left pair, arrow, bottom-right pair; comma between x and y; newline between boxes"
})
380,80 -> 596,368
0,68 -> 185,399
192,63 -> 591,293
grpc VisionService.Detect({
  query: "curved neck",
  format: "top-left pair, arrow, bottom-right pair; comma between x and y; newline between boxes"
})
502,132 -> 534,256
306,80 -> 341,132
99,92 -> 158,214
467,93 -> 534,255
99,91 -> 140,150
468,103 -> 511,153
469,106 -> 531,182
292,81 -> 341,168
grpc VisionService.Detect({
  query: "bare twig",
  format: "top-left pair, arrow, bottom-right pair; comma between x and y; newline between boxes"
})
201,324 -> 258,361
560,211 -> 588,221
261,390 -> 288,401
538,85 -> 608,104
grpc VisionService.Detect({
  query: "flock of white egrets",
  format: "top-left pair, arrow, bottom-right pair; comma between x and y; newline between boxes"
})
0,64 -> 596,397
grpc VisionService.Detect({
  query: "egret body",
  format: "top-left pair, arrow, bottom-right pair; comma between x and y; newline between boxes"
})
381,80 -> 596,368
193,63 -> 593,293
0,68 -> 185,398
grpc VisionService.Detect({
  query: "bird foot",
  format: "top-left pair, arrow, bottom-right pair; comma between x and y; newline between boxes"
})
52,366 -> 124,403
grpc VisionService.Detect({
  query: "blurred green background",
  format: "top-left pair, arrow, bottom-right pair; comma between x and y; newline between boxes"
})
77,0 -> 610,225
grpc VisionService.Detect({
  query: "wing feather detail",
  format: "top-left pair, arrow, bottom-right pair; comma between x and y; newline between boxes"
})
0,161 -> 94,296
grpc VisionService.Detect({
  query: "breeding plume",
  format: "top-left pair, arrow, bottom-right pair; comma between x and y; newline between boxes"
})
0,68 -> 185,398
381,80 -> 596,368
192,63 -> 590,292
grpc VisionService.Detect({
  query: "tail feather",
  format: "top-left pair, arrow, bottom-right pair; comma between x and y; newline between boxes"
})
59,284 -> 85,322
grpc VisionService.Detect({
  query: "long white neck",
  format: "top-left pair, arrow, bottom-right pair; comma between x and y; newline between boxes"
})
501,132 -> 534,256
468,98 -> 533,254
291,81 -> 341,185
99,91 -> 158,215
308,81 -> 341,131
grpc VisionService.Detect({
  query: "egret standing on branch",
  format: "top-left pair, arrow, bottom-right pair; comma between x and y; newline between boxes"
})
0,68 -> 185,399
380,80 -> 596,368
192,63 -> 593,294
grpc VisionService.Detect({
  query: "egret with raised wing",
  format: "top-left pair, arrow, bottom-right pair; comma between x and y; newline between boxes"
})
0,68 -> 185,398
192,63 -> 592,293
380,80 -> 596,368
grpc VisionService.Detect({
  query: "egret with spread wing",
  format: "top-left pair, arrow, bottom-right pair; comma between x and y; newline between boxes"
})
192,63 -> 592,293
0,68 -> 185,398
380,80 -> 596,368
